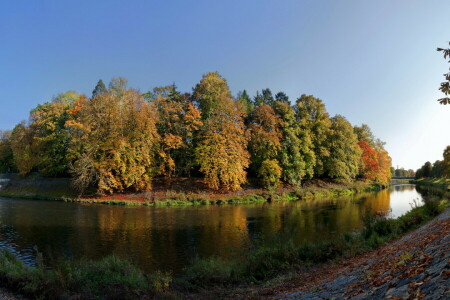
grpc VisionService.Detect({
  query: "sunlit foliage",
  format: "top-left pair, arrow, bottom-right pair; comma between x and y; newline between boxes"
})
1,73 -> 394,193
248,104 -> 282,187
324,115 -> 362,181
295,94 -> 331,177
357,140 -> 379,180
67,89 -> 160,194
194,72 -> 249,190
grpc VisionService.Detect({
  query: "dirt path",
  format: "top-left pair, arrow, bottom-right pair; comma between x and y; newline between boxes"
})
238,208 -> 450,299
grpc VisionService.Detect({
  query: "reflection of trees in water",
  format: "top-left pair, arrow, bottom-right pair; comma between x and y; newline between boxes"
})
3,187 -> 423,273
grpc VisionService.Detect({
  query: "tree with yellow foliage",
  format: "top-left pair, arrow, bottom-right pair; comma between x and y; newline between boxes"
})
194,72 -> 249,190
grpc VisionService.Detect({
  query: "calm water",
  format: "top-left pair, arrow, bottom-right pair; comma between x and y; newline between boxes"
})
0,184 -> 423,273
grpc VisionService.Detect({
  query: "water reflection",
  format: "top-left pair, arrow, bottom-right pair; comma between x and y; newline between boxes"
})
0,184 -> 423,272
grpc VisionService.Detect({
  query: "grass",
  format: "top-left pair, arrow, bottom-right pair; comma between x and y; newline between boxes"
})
180,194 -> 449,291
0,177 -> 381,207
0,249 -> 177,299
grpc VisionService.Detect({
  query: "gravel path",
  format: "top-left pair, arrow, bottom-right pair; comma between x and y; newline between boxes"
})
275,208 -> 450,299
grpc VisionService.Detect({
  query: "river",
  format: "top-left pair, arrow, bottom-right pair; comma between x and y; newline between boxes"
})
0,184 -> 423,273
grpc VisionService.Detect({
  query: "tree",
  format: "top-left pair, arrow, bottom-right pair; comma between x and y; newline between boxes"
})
295,94 -> 331,177
248,104 -> 282,187
324,115 -> 362,181
92,79 -> 107,97
193,72 -> 232,119
67,88 -> 160,194
253,88 -> 274,107
9,122 -> 37,175
153,85 -> 202,177
258,159 -> 282,189
0,131 -> 15,173
357,140 -> 379,180
273,101 -> 314,185
30,91 -> 81,176
275,92 -> 289,103
236,90 -> 254,116
443,146 -> 450,178
108,77 -> 128,96
193,72 -> 249,190
430,160 -> 443,178
437,42 -> 450,104
354,124 -> 376,148
375,150 -> 392,186
422,161 -> 432,178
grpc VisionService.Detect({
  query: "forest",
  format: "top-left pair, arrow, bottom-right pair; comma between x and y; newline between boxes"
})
0,72 -> 392,195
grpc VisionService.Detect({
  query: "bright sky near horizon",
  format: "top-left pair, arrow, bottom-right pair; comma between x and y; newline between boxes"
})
1,0 -> 449,171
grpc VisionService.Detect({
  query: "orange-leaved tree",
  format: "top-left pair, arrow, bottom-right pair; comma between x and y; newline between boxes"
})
357,140 -> 379,180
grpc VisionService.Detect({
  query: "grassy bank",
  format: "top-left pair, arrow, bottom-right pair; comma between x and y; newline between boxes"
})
0,176 -> 381,206
414,177 -> 450,191
180,195 -> 449,292
0,193 -> 448,299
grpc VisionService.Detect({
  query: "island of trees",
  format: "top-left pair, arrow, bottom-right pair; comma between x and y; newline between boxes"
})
0,72 -> 392,195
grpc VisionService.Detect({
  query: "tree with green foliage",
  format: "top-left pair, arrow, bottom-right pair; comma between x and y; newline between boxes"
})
443,146 -> 450,178
324,115 -> 362,181
430,160 -> 444,178
9,122 -> 37,176
92,79 -> 107,97
295,94 -> 331,177
0,131 -> 15,173
354,124 -> 376,148
275,92 -> 289,103
236,90 -> 254,116
193,72 -> 232,119
273,101 -> 314,185
194,72 -> 249,190
30,91 -> 81,176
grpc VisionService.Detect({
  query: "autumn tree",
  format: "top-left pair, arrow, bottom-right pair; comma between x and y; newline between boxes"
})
193,72 -> 249,190
437,42 -> 450,104
323,115 -> 362,181
67,88 -> 160,194
375,150 -> 392,186
152,85 -> 202,177
357,140 -> 379,180
295,94 -> 331,177
248,104 -> 282,188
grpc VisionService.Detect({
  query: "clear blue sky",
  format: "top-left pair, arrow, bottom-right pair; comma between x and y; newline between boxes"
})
1,0 -> 449,170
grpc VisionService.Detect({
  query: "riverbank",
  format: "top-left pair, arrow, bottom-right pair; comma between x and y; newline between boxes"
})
261,205 -> 450,299
0,174 -> 381,206
0,188 -> 447,299
414,177 -> 450,191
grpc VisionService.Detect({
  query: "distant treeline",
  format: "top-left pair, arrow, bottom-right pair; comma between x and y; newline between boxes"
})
391,168 -> 415,178
0,72 -> 392,194
415,146 -> 450,179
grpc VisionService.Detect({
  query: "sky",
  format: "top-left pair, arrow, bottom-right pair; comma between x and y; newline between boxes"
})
0,0 -> 449,171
